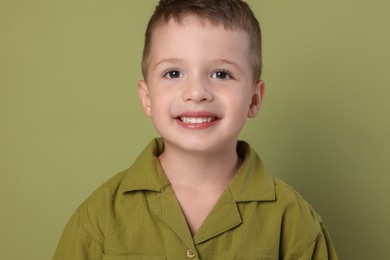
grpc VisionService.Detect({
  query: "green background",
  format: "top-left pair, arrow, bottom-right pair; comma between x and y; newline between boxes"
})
1,0 -> 389,259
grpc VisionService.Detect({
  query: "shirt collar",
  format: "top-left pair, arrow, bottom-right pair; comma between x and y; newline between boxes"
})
229,141 -> 275,202
120,138 -> 275,202
120,138 -> 170,193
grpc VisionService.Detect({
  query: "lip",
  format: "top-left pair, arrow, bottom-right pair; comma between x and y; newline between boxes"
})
174,111 -> 221,130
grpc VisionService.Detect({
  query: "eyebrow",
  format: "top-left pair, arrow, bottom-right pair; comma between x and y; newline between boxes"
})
152,58 -> 184,70
213,59 -> 243,73
152,58 -> 244,72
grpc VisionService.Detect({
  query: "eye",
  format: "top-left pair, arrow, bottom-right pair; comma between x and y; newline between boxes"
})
211,70 -> 232,80
163,70 -> 183,79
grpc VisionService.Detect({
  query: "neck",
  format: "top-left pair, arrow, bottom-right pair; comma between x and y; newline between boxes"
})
159,141 -> 241,189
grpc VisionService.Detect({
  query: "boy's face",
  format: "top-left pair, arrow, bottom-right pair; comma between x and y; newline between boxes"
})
138,17 -> 264,154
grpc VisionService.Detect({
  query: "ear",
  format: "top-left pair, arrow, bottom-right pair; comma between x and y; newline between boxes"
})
138,80 -> 152,117
247,80 -> 265,118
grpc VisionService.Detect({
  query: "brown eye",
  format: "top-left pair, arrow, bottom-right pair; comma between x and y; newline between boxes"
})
163,70 -> 183,79
211,70 -> 231,80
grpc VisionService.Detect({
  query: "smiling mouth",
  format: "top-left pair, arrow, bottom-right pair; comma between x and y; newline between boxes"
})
179,116 -> 216,124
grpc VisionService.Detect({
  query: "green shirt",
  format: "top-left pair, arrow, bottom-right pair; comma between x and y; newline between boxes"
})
53,138 -> 338,260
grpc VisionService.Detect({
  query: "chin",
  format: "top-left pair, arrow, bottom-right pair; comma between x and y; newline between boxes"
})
164,135 -> 237,155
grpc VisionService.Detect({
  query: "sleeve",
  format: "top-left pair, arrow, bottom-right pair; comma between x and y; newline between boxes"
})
52,208 -> 104,260
296,221 -> 338,260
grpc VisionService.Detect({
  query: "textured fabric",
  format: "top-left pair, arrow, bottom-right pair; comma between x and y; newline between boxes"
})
53,138 -> 338,260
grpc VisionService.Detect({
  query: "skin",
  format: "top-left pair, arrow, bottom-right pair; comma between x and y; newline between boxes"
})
138,16 -> 265,234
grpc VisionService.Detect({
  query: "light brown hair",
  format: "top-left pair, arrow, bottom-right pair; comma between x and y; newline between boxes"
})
141,0 -> 262,81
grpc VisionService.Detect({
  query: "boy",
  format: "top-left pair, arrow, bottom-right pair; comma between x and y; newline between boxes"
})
53,0 -> 338,259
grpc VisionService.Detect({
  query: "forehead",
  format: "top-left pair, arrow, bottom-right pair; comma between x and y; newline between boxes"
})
148,17 -> 251,66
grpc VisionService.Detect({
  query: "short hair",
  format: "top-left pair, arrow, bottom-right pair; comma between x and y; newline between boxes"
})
141,0 -> 262,81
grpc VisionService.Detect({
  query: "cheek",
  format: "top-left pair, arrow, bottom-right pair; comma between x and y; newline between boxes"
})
149,91 -> 173,118
237,95 -> 256,122
227,90 -> 252,111
219,94 -> 250,131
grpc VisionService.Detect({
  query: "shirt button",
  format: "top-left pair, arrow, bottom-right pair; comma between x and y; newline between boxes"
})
186,249 -> 195,258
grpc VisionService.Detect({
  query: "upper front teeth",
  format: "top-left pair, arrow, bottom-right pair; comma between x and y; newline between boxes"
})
180,117 -> 214,124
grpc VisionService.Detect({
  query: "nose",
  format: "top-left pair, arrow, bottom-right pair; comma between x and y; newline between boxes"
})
182,77 -> 213,103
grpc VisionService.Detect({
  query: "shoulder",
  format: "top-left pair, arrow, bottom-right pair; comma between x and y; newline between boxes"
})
75,139 -> 167,233
74,170 -> 128,235
273,177 -> 318,210
79,170 -> 128,211
272,176 -> 323,232
271,176 -> 330,258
